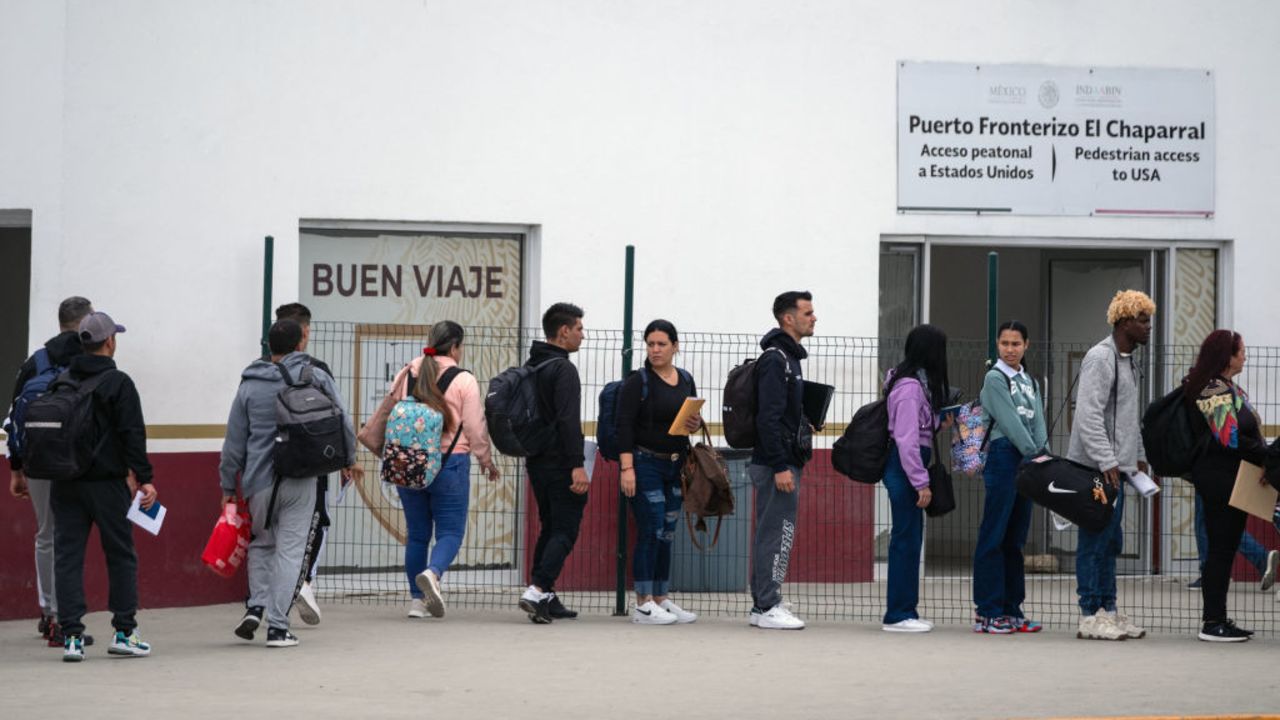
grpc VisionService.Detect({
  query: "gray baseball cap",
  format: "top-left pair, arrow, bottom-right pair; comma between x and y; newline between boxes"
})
78,311 -> 127,344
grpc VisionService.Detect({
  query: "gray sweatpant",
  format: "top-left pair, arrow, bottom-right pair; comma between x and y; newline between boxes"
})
28,477 -> 57,614
247,477 -> 314,630
749,463 -> 801,611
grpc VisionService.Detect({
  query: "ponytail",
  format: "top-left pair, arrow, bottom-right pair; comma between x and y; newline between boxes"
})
412,352 -> 456,432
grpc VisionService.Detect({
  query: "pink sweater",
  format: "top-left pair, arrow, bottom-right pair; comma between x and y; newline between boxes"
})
390,356 -> 493,468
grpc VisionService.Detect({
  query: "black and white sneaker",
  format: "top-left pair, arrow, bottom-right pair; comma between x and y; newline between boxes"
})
235,606 -> 264,640
547,593 -> 578,620
518,586 -> 553,625
1198,621 -> 1250,642
265,627 -> 299,648
1222,619 -> 1254,637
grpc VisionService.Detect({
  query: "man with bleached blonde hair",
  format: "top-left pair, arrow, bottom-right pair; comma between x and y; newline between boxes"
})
1068,289 -> 1155,641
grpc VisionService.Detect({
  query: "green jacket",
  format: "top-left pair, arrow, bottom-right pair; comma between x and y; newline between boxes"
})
980,361 -> 1048,458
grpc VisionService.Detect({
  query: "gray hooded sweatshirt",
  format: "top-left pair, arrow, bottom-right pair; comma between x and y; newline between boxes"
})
218,351 -> 357,499
1065,336 -> 1146,474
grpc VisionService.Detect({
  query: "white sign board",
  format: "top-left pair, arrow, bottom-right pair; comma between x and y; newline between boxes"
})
897,62 -> 1214,217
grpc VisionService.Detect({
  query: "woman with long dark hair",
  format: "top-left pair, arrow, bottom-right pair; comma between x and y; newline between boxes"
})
971,320 -> 1047,634
617,319 -> 703,625
1185,329 -> 1266,642
388,321 -> 501,619
881,324 -> 950,632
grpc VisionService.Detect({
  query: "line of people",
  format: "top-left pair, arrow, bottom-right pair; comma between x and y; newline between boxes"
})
9,290 -> 1280,662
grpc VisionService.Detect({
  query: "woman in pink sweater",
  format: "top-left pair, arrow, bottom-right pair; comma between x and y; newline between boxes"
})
388,322 -> 501,619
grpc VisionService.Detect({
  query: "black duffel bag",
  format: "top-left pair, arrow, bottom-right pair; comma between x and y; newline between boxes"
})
1015,455 -> 1119,534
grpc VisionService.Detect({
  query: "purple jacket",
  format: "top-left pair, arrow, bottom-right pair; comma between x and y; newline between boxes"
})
885,369 -> 937,490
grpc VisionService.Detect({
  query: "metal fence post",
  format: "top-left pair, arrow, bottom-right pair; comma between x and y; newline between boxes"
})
261,235 -> 274,359
615,245 -> 635,616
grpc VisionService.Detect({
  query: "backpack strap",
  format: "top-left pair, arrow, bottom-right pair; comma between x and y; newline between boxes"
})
275,362 -> 296,386
436,366 -> 468,459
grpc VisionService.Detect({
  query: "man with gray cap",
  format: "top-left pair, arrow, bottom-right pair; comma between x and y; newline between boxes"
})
50,311 -> 157,662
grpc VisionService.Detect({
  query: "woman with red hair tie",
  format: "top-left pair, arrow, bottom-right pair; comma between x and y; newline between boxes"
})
1184,329 -> 1267,642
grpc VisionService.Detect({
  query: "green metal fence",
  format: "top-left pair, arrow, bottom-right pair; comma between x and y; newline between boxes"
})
307,321 -> 1280,635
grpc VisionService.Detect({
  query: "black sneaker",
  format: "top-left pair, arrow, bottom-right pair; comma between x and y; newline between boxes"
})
1223,619 -> 1254,637
1198,621 -> 1250,642
46,622 -> 93,648
525,598 -> 553,625
265,627 -> 299,648
235,606 -> 264,640
38,614 -> 53,639
547,593 -> 578,620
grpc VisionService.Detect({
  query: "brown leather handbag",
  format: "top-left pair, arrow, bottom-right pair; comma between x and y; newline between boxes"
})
357,364 -> 410,455
679,427 -> 735,550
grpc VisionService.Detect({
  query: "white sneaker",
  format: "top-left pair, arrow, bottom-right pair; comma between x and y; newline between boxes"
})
1261,550 -> 1279,591
295,581 -> 321,626
882,618 -> 931,633
408,598 -> 428,619
415,570 -> 446,618
659,599 -> 697,624
1077,610 -> 1126,641
1108,610 -> 1146,639
756,605 -> 805,630
632,600 -> 677,625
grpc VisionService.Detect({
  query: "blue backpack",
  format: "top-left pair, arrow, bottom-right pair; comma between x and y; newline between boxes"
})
4,349 -> 65,461
597,368 -> 691,462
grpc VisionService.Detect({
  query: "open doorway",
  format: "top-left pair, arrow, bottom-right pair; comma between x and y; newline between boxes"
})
880,238 -> 1218,578
0,211 -> 32,414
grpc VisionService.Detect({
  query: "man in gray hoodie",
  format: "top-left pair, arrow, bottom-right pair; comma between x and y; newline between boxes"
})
1067,289 -> 1154,641
218,320 -> 360,647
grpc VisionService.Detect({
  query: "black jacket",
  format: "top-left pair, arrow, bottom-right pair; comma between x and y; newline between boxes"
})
525,341 -> 584,471
751,328 -> 808,472
7,330 -> 84,471
68,354 -> 154,484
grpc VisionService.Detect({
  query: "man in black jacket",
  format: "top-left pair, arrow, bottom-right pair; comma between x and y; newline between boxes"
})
748,291 -> 815,630
6,296 -> 94,646
517,302 -> 588,624
51,311 -> 158,661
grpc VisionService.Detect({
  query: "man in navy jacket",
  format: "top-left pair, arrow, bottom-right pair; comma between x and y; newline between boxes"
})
748,291 -> 816,630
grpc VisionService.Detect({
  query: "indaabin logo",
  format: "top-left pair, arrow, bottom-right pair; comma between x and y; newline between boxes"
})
1038,80 -> 1060,109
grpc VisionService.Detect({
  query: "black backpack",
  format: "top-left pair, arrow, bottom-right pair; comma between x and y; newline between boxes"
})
485,357 -> 564,457
832,398 -> 891,484
1142,386 -> 1210,477
273,363 -> 350,477
22,371 -> 112,481
721,347 -> 788,449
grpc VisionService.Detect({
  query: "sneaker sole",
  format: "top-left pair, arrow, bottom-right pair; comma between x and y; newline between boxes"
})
266,639 -> 299,648
1198,632 -> 1248,643
415,573 -> 446,618
882,625 -> 929,633
62,653 -> 84,663
234,616 -> 260,641
757,622 -> 805,630
1076,632 -> 1127,640
632,615 -> 677,625
1262,553 -> 1279,591
108,646 -> 150,657
295,600 -> 321,626
518,599 -> 553,624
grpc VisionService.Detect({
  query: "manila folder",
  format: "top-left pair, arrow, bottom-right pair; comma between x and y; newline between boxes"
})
1228,461 -> 1279,521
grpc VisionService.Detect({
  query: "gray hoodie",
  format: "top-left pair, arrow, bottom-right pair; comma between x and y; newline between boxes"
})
1066,336 -> 1146,474
218,351 -> 357,499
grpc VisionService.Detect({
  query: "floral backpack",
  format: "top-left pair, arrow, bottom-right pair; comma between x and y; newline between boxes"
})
380,365 -> 467,489
950,401 -> 989,476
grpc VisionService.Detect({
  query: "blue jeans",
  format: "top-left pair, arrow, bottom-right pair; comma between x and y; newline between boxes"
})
883,444 -> 928,624
628,453 -> 684,597
972,438 -> 1033,619
397,454 -> 471,597
1194,493 -> 1270,573
1076,481 -> 1125,615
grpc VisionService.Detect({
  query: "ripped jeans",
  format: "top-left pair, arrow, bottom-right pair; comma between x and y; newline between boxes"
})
629,452 -> 685,597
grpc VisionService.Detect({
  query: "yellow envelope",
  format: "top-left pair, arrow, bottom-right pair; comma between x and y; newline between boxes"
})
667,398 -> 706,436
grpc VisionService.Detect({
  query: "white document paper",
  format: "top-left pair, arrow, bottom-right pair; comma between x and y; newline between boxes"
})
331,475 -> 352,507
1127,471 -> 1160,498
126,491 -> 166,536
583,439 -> 598,482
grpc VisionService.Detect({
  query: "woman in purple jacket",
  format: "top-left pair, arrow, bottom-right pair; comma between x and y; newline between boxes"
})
882,324 -> 951,633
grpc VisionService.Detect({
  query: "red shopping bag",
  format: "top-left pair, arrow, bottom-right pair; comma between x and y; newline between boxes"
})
201,502 -> 252,578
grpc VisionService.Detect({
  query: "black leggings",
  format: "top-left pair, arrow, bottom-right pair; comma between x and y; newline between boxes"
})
1196,479 -> 1247,622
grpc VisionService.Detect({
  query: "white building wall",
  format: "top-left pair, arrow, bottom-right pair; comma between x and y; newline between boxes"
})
2,0 -> 1279,426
